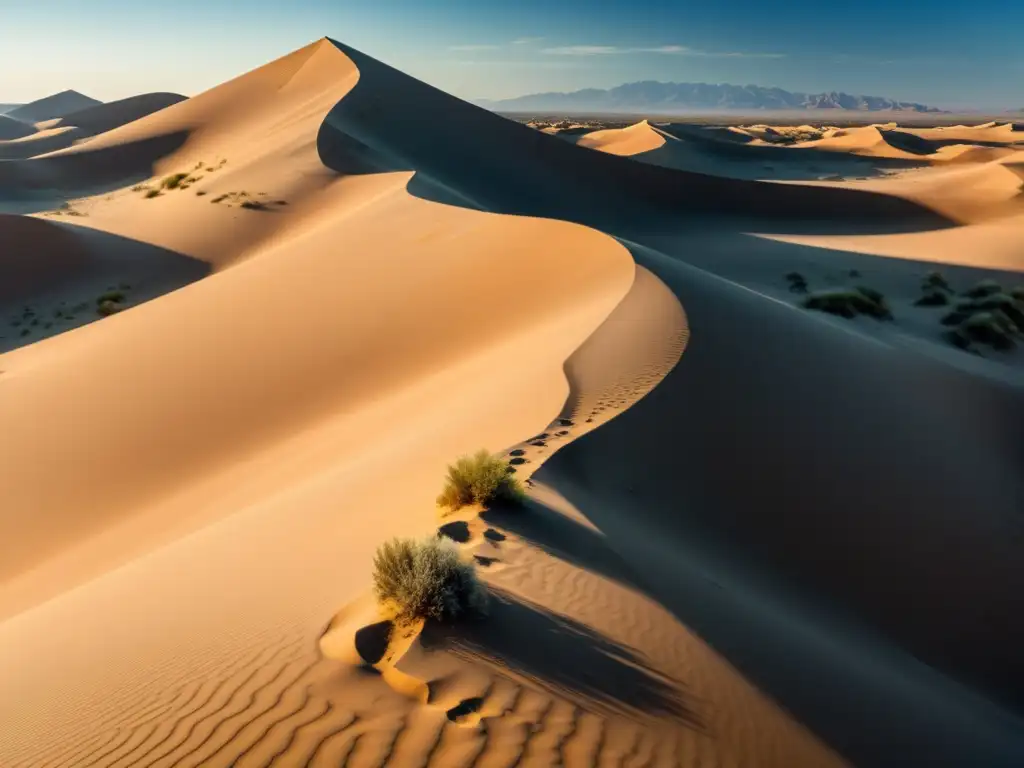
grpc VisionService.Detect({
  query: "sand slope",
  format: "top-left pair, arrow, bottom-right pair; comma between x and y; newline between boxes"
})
1,37 -> 1022,768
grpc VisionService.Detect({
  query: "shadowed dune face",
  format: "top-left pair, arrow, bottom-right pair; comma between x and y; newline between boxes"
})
536,247 -> 1024,766
321,40 -> 952,233
0,115 -> 35,141
0,215 -> 209,353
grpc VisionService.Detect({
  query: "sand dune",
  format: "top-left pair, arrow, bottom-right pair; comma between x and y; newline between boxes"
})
1,36 -> 1022,768
6,89 -> 101,123
0,115 -> 35,141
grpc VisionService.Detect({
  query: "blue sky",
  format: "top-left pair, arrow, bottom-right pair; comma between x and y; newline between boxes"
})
2,0 -> 1021,110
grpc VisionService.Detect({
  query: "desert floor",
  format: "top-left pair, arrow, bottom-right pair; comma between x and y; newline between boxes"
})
1,38 -> 1022,768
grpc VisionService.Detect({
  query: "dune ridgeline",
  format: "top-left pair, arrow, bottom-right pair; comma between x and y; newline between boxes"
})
0,38 -> 1022,768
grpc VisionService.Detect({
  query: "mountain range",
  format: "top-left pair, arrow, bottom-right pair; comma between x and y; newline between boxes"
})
479,81 -> 943,114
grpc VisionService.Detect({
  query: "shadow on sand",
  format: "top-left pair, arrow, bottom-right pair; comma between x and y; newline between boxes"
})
422,586 -> 702,728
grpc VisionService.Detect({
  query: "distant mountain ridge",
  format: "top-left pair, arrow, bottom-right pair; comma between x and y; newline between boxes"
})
480,81 -> 943,114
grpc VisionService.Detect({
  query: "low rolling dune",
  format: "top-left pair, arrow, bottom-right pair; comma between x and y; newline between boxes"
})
0,36 -> 1022,768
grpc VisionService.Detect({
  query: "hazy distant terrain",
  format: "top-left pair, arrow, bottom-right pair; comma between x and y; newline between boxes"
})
0,104 -> 21,115
480,81 -> 943,114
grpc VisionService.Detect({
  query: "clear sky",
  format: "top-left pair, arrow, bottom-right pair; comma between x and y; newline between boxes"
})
2,0 -> 1021,110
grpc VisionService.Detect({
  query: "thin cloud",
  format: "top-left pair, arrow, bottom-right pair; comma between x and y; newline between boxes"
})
541,44 -> 784,59
511,37 -> 544,45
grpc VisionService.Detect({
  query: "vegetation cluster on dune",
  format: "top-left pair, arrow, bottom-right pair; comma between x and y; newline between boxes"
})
372,537 -> 488,625
369,450 -> 523,628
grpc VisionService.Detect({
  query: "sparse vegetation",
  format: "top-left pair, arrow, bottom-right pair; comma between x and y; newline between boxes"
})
372,537 -> 487,625
958,312 -> 1017,350
940,287 -> 1024,352
144,189 -> 162,199
785,271 -> 808,294
923,270 -> 951,292
962,279 -> 1001,299
915,290 -> 950,307
196,190 -> 208,196
240,200 -> 267,210
802,287 -> 892,320
97,290 -> 125,304
436,449 -> 526,511
161,172 -> 189,190
97,300 -> 123,317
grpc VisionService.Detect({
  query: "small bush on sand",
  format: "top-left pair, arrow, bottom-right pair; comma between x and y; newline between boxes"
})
437,449 -> 525,511
915,290 -> 950,307
240,199 -> 267,210
161,172 -> 189,190
97,290 -> 125,304
962,279 -> 1001,299
958,293 -> 1024,328
803,287 -> 892,320
97,300 -> 123,317
785,271 -> 808,293
144,189 -> 161,199
372,537 -> 487,625
960,312 -> 1017,350
923,270 -> 951,292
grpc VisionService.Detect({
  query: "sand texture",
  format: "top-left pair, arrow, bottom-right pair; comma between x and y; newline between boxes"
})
1,37 -> 1022,768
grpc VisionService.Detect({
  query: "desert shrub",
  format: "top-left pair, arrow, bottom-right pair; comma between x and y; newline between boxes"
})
437,449 -> 525,511
97,291 -> 125,304
161,172 -> 189,190
803,287 -> 892,320
211,194 -> 229,204
960,312 -> 1016,350
372,537 -> 487,624
957,293 -> 1024,328
196,190 -> 208,196
923,270 -> 951,292
785,271 -> 808,293
240,200 -> 266,210
962,280 -> 1001,299
915,290 -> 950,307
144,189 -> 161,199
97,300 -> 122,317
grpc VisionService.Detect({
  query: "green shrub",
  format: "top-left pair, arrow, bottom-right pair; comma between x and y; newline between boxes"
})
372,537 -> 487,625
437,449 -> 525,511
785,271 -> 808,293
915,290 -> 950,307
803,287 -> 892,320
923,270 -> 951,292
97,300 -> 123,317
957,294 -> 1024,328
960,312 -> 1016,350
161,172 -> 189,190
962,280 -> 1001,299
144,189 -> 161,199
97,291 -> 125,304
